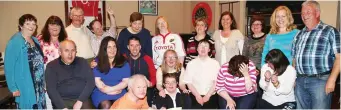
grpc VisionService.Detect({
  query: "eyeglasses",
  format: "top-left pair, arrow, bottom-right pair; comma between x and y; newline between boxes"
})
164,82 -> 177,85
252,23 -> 262,26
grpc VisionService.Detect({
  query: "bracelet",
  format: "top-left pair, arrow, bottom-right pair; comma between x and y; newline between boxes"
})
273,81 -> 280,88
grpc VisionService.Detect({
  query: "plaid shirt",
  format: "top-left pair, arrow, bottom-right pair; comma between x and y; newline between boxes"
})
292,21 -> 340,75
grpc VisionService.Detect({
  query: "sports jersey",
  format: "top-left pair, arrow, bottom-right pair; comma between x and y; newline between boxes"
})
152,32 -> 186,68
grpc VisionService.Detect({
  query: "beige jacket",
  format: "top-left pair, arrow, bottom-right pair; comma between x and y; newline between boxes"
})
212,30 -> 245,65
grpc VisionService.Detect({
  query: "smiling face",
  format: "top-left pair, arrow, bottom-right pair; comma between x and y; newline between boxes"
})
91,21 -> 104,36
131,20 -> 143,33
164,51 -> 177,68
195,21 -> 207,34
70,10 -> 84,27
221,14 -> 232,30
128,39 -> 141,57
275,9 -> 288,29
157,18 -> 168,32
197,42 -> 210,57
106,41 -> 117,59
20,20 -> 37,36
251,20 -> 262,34
301,4 -> 320,29
164,77 -> 177,93
48,24 -> 61,37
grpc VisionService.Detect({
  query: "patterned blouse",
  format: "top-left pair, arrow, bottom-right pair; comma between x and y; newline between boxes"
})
37,35 -> 60,65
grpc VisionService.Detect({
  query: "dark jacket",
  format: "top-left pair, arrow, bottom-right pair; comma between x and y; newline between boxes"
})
154,92 -> 190,109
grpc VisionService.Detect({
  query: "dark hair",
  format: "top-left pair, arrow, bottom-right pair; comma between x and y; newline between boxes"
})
97,36 -> 126,74
128,35 -> 141,45
250,15 -> 265,35
162,73 -> 178,84
40,15 -> 67,43
228,55 -> 249,77
265,49 -> 289,76
219,11 -> 237,30
88,19 -> 101,31
18,14 -> 37,31
196,39 -> 212,55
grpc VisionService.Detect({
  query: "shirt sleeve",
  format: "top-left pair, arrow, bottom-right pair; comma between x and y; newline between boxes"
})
259,64 -> 271,91
4,39 -> 19,92
46,63 -> 67,109
156,68 -> 163,86
329,28 -> 340,54
274,66 -> 297,95
215,64 -> 228,93
183,62 -> 194,84
175,34 -> 186,57
77,59 -> 95,102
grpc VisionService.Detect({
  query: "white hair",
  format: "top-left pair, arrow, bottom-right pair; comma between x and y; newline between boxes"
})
70,7 -> 84,16
127,74 -> 149,90
302,0 -> 320,12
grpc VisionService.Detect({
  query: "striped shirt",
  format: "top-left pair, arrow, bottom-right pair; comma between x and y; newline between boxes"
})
292,21 -> 340,75
184,35 -> 215,68
216,60 -> 257,97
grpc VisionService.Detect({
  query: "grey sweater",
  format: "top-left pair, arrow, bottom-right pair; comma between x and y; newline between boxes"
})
46,57 -> 95,109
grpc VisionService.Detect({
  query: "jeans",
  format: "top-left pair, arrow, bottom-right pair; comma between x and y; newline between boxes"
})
218,92 -> 257,109
295,74 -> 332,109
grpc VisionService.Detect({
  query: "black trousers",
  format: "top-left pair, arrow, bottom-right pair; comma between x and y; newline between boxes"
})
258,98 -> 296,109
190,93 -> 218,109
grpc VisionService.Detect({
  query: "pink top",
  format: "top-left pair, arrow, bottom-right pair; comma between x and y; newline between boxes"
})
216,61 -> 257,97
37,35 -> 60,65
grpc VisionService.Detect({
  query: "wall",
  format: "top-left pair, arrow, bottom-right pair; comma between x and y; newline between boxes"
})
0,1 -> 192,52
0,1 -> 338,52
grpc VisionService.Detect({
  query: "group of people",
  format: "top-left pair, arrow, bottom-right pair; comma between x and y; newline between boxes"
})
4,1 -> 339,109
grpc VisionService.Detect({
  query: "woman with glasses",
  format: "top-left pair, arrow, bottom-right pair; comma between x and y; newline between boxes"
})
156,50 -> 187,97
184,39 -> 221,109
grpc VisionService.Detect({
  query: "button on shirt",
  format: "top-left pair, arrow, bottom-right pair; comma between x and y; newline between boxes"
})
292,21 -> 340,75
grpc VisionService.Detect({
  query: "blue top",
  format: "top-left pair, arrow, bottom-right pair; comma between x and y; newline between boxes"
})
91,62 -> 131,108
4,32 -> 42,108
292,21 -> 340,75
261,29 -> 299,66
117,28 -> 153,57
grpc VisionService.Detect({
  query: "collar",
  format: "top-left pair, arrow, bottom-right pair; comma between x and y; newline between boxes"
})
302,21 -> 324,32
164,88 -> 181,95
58,57 -> 77,66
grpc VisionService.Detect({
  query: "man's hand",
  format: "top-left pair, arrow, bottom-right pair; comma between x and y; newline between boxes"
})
90,60 -> 97,68
159,89 -> 166,98
195,95 -> 204,106
73,100 -> 83,109
107,7 -> 114,15
325,78 -> 336,94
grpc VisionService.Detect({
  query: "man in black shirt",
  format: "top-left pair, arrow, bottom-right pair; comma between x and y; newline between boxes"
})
46,40 -> 95,109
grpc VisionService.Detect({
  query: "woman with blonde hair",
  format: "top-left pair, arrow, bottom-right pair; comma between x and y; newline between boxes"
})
156,50 -> 188,96
261,6 -> 299,66
152,16 -> 186,69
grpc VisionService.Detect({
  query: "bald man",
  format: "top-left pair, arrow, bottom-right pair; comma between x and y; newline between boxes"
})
110,74 -> 150,109
46,40 -> 95,109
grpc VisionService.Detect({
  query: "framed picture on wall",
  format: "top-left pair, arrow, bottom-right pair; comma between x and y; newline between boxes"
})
64,0 -> 106,27
138,0 -> 158,16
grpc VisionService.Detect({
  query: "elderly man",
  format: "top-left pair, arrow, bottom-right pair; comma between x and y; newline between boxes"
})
66,7 -> 95,60
46,40 -> 95,109
110,74 -> 150,109
292,1 -> 340,109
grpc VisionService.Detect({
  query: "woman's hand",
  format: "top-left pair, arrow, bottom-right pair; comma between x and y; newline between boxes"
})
226,98 -> 236,110
159,89 -> 166,98
195,95 -> 204,106
239,63 -> 249,75
90,60 -> 97,68
264,70 -> 271,82
106,90 -> 122,95
12,91 -> 20,97
202,94 -> 211,103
